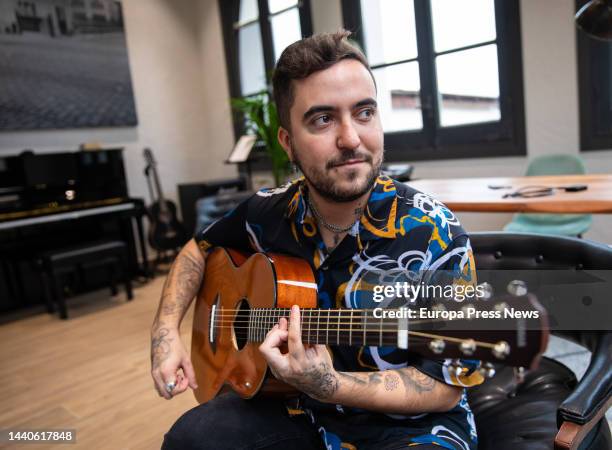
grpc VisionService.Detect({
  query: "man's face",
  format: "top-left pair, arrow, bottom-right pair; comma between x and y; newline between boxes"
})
278,59 -> 384,203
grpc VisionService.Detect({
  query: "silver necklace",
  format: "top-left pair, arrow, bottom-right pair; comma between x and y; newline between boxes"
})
306,195 -> 356,234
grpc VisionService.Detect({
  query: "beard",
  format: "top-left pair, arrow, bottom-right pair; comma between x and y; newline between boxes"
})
292,141 -> 383,203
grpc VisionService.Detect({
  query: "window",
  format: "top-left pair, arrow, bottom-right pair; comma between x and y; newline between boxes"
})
220,0 -> 312,98
219,0 -> 313,146
576,0 -> 612,151
342,0 -> 526,161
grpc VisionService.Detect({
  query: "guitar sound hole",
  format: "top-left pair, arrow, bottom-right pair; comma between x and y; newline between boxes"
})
234,299 -> 251,350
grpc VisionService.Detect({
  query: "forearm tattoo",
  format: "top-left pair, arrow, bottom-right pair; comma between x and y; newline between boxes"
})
338,368 -> 433,397
337,370 -> 384,394
175,252 -> 204,309
151,326 -> 173,370
153,250 -> 204,329
384,373 -> 400,391
397,367 -> 436,394
295,362 -> 339,400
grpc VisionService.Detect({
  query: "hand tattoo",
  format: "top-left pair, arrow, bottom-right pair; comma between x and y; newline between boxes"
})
151,327 -> 173,370
295,362 -> 339,400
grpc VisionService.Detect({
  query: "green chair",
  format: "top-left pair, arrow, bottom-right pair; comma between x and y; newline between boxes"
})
503,154 -> 592,237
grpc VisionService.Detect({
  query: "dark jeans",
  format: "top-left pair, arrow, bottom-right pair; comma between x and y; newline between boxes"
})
162,393 -> 442,450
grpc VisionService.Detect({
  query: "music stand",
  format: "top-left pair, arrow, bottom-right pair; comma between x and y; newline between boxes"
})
226,135 -> 257,190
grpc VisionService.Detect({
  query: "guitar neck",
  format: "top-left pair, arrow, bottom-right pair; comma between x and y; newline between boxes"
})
246,308 -> 404,348
233,304 -> 547,368
143,148 -> 167,209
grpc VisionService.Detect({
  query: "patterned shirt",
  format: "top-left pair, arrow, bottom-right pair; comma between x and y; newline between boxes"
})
196,175 -> 483,450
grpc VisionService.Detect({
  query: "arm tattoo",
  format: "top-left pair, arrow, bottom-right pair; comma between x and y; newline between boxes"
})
175,252 -> 204,310
338,372 -> 368,386
154,250 -> 204,328
368,371 -> 383,384
384,373 -> 400,391
297,362 -> 339,400
151,327 -> 174,369
397,367 -> 436,395
336,371 -> 383,393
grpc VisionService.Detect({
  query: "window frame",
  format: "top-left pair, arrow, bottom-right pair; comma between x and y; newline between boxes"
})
576,0 -> 612,152
219,0 -> 313,146
342,0 -> 526,161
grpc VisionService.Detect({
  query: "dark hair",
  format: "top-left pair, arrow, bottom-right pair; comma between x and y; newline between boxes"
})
272,30 -> 373,131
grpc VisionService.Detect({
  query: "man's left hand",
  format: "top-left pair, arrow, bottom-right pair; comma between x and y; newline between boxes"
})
259,305 -> 340,401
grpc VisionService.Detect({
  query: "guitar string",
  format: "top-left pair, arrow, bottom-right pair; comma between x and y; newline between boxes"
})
206,309 -> 516,349
210,311 -> 509,335
211,316 -> 482,326
210,315 -> 501,328
207,322 -> 498,348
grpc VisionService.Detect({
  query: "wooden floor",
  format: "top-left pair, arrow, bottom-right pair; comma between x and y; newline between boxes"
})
0,275 -> 198,449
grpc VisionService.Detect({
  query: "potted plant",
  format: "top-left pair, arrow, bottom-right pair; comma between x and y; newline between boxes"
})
231,92 -> 291,187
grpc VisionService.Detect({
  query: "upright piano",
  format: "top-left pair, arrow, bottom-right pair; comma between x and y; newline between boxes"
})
0,148 -> 148,315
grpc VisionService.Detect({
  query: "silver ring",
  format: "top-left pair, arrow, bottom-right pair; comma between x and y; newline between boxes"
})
165,381 -> 176,393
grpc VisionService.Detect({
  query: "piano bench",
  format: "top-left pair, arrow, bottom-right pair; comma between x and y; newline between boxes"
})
39,240 -> 133,319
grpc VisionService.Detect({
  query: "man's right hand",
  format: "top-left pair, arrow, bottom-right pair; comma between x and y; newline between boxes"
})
150,239 -> 204,399
151,326 -> 198,399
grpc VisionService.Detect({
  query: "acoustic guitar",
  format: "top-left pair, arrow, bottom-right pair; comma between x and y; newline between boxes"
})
191,247 -> 549,404
143,148 -> 189,252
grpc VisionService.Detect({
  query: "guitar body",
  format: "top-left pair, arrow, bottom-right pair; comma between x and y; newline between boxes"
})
147,200 -> 189,251
191,248 -> 317,404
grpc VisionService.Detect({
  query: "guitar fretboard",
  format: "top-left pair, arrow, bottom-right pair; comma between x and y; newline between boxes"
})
242,308 -> 402,347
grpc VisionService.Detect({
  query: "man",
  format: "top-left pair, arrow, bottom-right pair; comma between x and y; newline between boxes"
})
152,31 -> 481,450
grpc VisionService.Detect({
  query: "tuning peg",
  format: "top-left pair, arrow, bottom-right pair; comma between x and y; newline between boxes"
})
479,362 -> 496,378
514,367 -> 526,383
459,339 -> 476,356
449,359 -> 463,377
507,280 -> 528,296
494,302 -> 509,313
432,303 -> 446,312
492,341 -> 510,359
428,339 -> 445,354
477,282 -> 493,300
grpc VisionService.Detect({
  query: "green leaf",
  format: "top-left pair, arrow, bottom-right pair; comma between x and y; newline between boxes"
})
231,92 -> 290,186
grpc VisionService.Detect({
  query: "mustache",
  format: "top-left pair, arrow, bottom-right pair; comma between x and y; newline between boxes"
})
326,151 -> 373,170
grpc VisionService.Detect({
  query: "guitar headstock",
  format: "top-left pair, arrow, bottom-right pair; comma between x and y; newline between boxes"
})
143,148 -> 156,166
405,281 -> 549,374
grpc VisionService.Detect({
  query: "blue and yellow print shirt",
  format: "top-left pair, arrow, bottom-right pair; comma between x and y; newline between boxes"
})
196,175 -> 482,450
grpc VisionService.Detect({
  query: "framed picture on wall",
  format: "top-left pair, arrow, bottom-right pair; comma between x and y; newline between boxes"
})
0,0 -> 138,131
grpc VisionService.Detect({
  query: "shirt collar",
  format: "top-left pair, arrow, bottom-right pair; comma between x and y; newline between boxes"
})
284,175 -> 399,242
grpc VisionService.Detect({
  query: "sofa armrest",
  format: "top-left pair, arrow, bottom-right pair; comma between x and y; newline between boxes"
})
554,332 -> 612,449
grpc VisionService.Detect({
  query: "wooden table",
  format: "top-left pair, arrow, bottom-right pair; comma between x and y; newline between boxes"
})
407,174 -> 612,213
